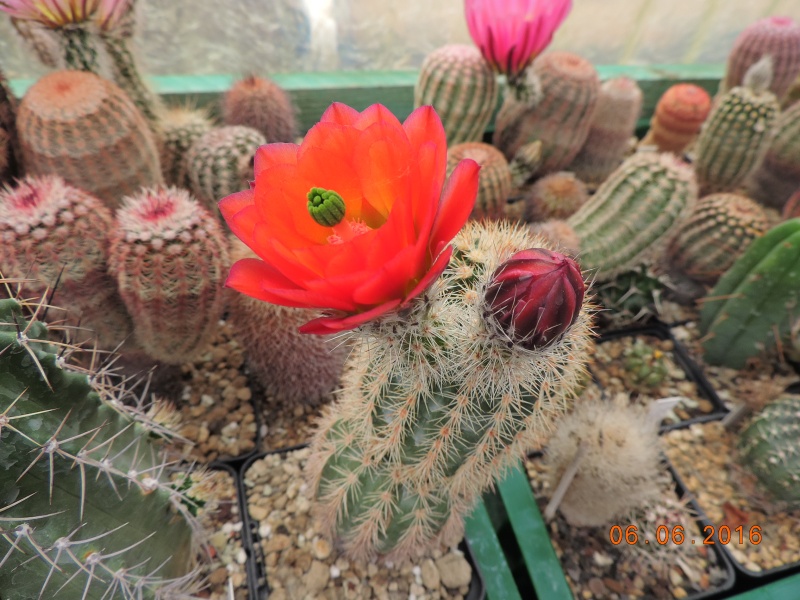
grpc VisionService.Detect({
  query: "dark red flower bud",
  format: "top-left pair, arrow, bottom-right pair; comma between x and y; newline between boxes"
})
484,248 -> 585,350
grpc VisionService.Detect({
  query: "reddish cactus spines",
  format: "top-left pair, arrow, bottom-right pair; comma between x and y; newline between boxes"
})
108,187 -> 229,364
524,171 -> 589,222
221,74 -> 297,143
722,16 -> 800,100
571,76 -> 643,184
642,84 -> 712,154
0,175 -> 132,347
484,248 -> 585,350
446,142 -> 511,219
493,51 -> 600,175
16,70 -> 163,208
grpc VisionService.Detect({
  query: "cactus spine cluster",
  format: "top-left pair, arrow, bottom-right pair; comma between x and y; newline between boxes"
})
414,44 -> 499,146
159,105 -> 215,187
571,76 -> 643,184
0,295 -> 206,598
108,187 -> 229,364
737,395 -> 800,506
524,171 -> 589,222
446,142 -> 511,220
493,51 -> 600,175
567,152 -> 698,281
748,100 -> 800,209
306,221 -> 593,561
186,125 -> 266,211
667,193 -> 769,285
16,70 -> 163,208
700,218 -> 800,369
642,84 -> 712,154
222,75 -> 297,143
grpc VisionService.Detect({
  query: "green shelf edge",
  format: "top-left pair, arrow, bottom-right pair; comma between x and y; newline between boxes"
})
464,499 -> 523,600
728,573 -> 800,599
497,463 -> 573,600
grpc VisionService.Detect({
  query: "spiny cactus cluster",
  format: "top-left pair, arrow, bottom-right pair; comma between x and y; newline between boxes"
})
524,171 -> 589,222
446,142 -> 511,220
222,74 -> 297,143
159,105 -> 215,187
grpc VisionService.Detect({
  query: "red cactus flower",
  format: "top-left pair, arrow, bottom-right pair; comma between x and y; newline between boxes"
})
220,102 -> 480,335
484,248 -> 584,350
465,0 -> 572,81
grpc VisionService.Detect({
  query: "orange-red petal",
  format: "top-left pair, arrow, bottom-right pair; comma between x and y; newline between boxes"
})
430,159 -> 480,248
299,299 -> 403,334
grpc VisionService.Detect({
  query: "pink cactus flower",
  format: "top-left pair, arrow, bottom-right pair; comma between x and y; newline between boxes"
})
465,0 -> 572,81
0,0 -> 100,27
94,0 -> 132,32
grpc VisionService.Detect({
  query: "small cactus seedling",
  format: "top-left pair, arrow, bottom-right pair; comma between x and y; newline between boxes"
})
222,74 -> 297,143
641,84 -> 712,155
108,187 -> 229,364
524,171 -> 589,222
737,395 -> 800,506
594,265 -> 671,329
748,100 -> 800,209
446,142 -> 511,220
622,339 -> 669,393
159,105 -> 215,187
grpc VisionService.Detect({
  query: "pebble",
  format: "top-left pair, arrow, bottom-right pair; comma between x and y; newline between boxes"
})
436,553 -> 472,589
421,559 -> 440,590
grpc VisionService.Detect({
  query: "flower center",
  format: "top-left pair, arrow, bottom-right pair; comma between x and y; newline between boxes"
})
307,187 -> 346,227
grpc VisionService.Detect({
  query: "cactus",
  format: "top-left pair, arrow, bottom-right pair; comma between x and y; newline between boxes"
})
0,67 -> 22,184
159,105 -> 215,187
186,125 -> 266,211
306,220 -> 594,561
782,188 -> 800,219
748,100 -> 800,209
108,187 -> 229,364
571,77 -> 643,184
721,16 -> 800,100
508,140 -> 543,191
567,152 -> 698,281
493,51 -> 600,175
446,142 -> 511,220
699,218 -> 800,369
694,58 -> 780,194
667,193 -> 769,286
595,265 -> 670,329
0,293 -> 209,598
622,339 -> 670,393
16,70 -> 163,208
529,219 -> 581,257
221,74 -> 296,143
225,238 -> 349,406
523,171 -> 589,222
641,84 -> 712,155
738,395 -> 800,505
414,44 -> 499,146
0,175 -> 133,349
785,72 -> 800,109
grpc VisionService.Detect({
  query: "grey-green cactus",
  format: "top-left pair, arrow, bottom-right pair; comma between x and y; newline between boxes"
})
159,105 -> 215,187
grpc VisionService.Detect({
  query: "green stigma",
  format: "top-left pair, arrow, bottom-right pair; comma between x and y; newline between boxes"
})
307,187 -> 346,227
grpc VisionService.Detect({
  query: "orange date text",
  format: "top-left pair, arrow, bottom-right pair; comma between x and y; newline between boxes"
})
609,524 -> 762,546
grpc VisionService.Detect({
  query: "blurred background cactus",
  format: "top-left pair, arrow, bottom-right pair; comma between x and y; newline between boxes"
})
641,84 -> 712,155
222,74 -> 297,143
446,142 -> 511,220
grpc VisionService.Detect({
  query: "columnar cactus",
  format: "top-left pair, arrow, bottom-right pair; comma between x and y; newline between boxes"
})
567,152 -> 698,281
16,70 -> 163,208
306,221 -> 594,561
700,218 -> 800,368
0,294 -> 207,598
721,16 -> 800,100
221,74 -> 297,143
571,76 -> 643,184
108,187 -> 229,364
414,44 -> 499,145
667,193 -> 769,285
446,142 -> 511,220
738,394 -> 800,506
159,105 -> 215,187
524,171 -> 589,222
0,68 -> 22,184
748,100 -> 800,209
694,58 -> 780,194
186,125 -> 266,211
641,84 -> 712,154
493,51 -> 600,174
0,175 -> 133,349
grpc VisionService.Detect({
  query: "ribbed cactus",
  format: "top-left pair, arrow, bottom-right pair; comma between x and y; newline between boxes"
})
641,84 -> 712,154
108,187 -> 229,364
524,171 -> 589,222
221,74 -> 297,143
414,44 -> 499,146
493,51 -> 600,174
721,16 -> 800,100
226,238 -> 349,406
508,140 -> 543,191
667,193 -> 769,285
159,105 -> 215,187
748,100 -> 800,209
0,295 -> 207,598
570,76 -> 643,184
595,266 -> 669,329
186,125 -> 266,211
738,395 -> 800,505
567,152 -> 698,281
0,68 -> 22,184
0,175 -> 133,349
16,70 -> 163,208
306,221 -> 593,561
446,142 -> 511,219
694,58 -> 780,194
700,218 -> 800,368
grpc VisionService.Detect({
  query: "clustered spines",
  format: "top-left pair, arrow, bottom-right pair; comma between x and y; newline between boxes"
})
158,105 -> 215,187
524,171 -> 589,222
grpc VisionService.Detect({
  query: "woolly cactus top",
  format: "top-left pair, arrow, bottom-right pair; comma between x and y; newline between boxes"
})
19,70 -> 115,120
116,187 -> 211,246
535,51 -> 598,83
